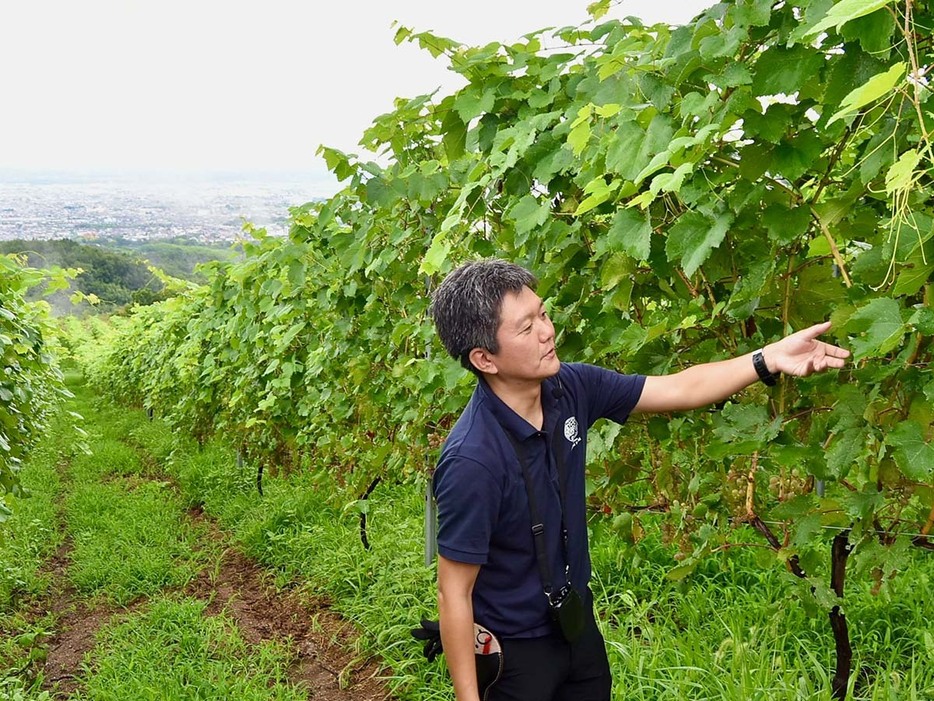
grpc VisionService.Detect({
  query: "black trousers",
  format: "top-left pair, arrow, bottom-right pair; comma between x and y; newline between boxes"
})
487,608 -> 611,701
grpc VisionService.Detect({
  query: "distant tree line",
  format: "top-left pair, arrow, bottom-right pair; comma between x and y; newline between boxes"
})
0,239 -> 167,314
105,237 -> 238,282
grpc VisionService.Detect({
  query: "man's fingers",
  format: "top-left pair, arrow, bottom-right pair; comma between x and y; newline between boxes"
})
774,322 -> 850,376
798,320 -> 832,341
816,359 -> 839,373
815,341 -> 850,361
826,344 -> 851,358
824,355 -> 848,369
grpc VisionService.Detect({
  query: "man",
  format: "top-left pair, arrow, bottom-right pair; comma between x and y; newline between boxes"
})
429,259 -> 849,701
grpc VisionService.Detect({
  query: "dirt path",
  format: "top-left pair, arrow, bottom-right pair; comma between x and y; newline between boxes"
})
32,516 -> 394,700
12,389 -> 397,701
28,541 -> 111,696
183,508 -> 392,701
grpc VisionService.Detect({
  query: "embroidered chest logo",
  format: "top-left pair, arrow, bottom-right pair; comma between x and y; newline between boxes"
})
564,416 -> 581,447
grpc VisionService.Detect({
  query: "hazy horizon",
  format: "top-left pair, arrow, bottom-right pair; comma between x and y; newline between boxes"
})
0,165 -> 338,186
1,1 -> 714,175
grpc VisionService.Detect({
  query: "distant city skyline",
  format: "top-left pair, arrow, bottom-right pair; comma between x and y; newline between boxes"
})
0,166 -> 336,193
1,1 -> 714,192
0,176 -> 317,244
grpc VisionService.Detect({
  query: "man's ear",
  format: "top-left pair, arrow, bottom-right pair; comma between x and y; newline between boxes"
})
468,347 -> 498,375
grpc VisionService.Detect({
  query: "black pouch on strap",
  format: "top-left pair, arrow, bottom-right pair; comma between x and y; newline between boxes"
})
549,584 -> 585,643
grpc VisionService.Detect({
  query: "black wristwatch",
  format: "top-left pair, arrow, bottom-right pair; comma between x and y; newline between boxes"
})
752,349 -> 779,386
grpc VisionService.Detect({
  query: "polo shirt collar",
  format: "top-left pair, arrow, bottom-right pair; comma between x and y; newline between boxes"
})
475,373 -> 563,441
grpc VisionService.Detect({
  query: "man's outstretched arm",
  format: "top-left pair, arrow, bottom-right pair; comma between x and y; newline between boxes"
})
633,321 -> 850,414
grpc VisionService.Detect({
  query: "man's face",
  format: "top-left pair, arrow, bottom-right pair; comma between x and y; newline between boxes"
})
487,285 -> 560,382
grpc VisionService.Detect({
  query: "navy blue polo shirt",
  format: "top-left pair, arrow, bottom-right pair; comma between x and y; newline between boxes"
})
433,362 -> 645,639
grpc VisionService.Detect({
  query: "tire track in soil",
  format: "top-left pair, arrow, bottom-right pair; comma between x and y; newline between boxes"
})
32,433 -> 153,698
34,541 -> 144,698
23,447 -> 149,698
6,432 -> 131,698
32,509 -> 395,701
20,419 -> 396,701
183,506 -> 395,701
0,405 -> 95,696
126,433 -> 397,699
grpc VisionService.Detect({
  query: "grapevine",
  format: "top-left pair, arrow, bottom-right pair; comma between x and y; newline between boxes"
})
0,255 -> 72,520
93,3 -> 933,696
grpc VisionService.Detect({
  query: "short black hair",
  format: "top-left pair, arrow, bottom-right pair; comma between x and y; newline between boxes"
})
430,259 -> 537,372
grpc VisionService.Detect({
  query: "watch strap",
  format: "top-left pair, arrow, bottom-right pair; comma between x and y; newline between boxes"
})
752,349 -> 778,386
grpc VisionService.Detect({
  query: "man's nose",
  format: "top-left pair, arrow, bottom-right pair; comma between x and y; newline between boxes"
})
538,318 -> 554,340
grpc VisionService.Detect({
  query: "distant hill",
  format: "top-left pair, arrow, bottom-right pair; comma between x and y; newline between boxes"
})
103,237 -> 238,282
0,238 -> 232,315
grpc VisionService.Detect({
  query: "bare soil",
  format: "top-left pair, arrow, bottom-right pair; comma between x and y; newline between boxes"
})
16,540 -> 136,698
23,514 -> 395,700
8,399 -> 399,701
184,507 -> 393,701
32,541 -> 98,696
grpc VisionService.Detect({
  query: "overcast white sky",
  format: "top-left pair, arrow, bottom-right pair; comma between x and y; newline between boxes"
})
0,1 -> 714,180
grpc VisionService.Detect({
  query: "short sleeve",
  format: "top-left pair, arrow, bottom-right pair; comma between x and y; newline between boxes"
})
574,364 -> 645,426
433,454 -> 504,565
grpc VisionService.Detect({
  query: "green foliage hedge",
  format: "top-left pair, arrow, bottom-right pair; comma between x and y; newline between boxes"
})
94,0 -> 932,592
0,256 -> 69,520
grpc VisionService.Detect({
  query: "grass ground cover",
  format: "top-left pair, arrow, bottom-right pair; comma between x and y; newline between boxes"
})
63,477 -> 201,604
71,597 -> 308,701
60,390 -> 204,605
3,372 -> 931,700
1,374 -> 389,701
165,441 -> 446,697
590,513 -> 934,701
1,375 -> 81,698
161,430 -> 934,701
0,416 -> 67,609
0,373 -> 83,701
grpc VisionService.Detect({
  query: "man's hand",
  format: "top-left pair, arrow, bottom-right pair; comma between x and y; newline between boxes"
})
762,321 -> 850,378
411,619 -> 444,661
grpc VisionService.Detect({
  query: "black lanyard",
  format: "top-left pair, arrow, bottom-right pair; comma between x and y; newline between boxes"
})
501,426 -> 571,601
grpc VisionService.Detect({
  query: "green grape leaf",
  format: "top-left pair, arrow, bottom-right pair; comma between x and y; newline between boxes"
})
763,203 -> 811,245
712,403 -> 782,445
893,263 -> 934,298
886,421 -> 934,481
806,0 -> 897,37
606,115 -> 675,181
575,177 -> 620,215
828,63 -> 905,126
821,428 -> 864,480
596,208 -> 652,261
733,0 -> 773,27
419,235 -> 451,276
454,88 -> 496,122
752,45 -> 824,96
568,105 -> 593,156
909,307 -> 934,335
845,298 -> 907,359
666,211 -> 732,277
884,148 -> 921,194
508,195 -> 551,242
